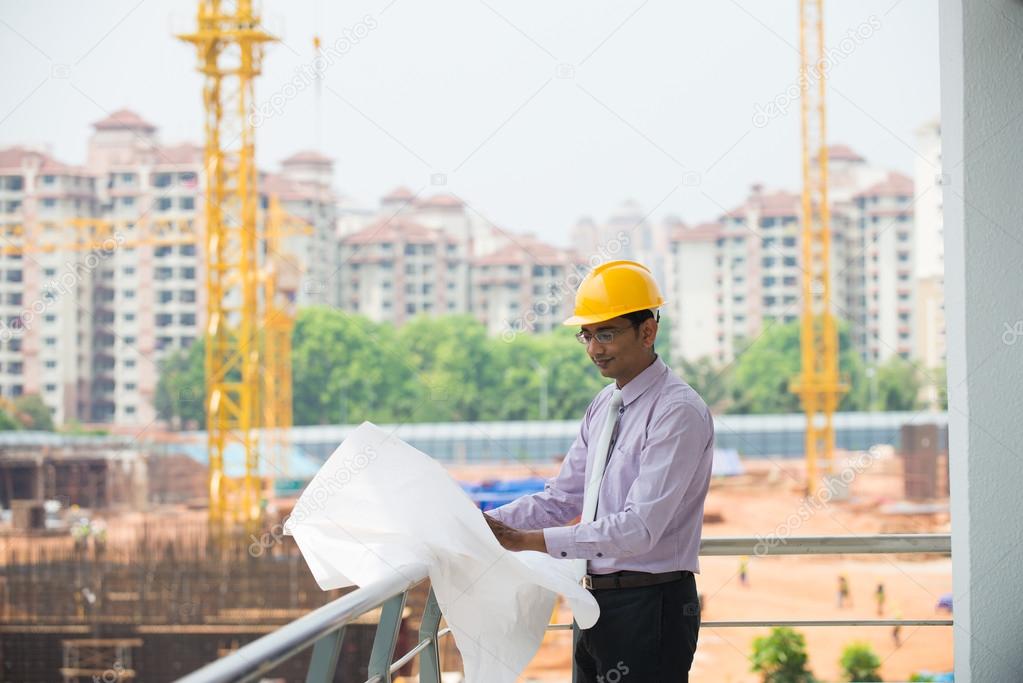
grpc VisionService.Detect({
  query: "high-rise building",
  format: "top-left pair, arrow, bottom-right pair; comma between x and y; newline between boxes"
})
666,145 -> 918,368
0,109 -> 338,427
913,121 -> 946,397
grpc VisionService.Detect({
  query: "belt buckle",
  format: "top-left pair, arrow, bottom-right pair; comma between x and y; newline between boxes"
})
582,575 -> 593,590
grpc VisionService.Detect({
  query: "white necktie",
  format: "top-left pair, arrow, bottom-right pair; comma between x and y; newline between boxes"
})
574,388 -> 623,580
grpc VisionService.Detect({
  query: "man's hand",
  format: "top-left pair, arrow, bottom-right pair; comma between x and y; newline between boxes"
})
483,511 -> 547,553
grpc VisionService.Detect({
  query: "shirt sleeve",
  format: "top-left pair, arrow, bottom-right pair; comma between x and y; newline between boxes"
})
484,404 -> 592,531
542,399 -> 712,560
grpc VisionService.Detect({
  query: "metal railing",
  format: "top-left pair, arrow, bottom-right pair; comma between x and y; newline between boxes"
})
175,534 -> 952,683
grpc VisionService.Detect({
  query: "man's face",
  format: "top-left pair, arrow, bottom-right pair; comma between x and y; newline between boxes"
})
579,315 -> 655,381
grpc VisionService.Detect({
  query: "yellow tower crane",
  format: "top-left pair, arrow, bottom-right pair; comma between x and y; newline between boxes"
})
261,195 -> 311,484
790,0 -> 848,496
179,1 -> 274,540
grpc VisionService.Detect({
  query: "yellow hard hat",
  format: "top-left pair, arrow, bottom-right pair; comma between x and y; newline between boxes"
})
563,260 -> 665,326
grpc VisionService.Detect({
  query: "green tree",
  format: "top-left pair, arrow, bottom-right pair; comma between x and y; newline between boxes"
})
0,408 -> 20,431
292,307 -> 420,425
676,356 -> 731,411
155,338 -> 205,429
874,356 -> 922,411
12,394 -> 54,430
750,627 -> 816,683
729,319 -> 866,414
840,642 -> 883,681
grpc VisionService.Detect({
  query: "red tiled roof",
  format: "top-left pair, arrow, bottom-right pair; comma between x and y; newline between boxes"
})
261,172 -> 320,201
827,144 -> 865,162
474,237 -> 580,267
0,146 -> 87,174
855,171 -> 914,199
92,109 -> 157,132
343,217 -> 457,245
381,186 -> 415,202
672,222 -> 721,242
420,193 -> 464,209
156,143 -> 202,165
282,150 -> 333,165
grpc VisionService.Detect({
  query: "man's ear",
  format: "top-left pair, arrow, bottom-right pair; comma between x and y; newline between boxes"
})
643,319 -> 658,348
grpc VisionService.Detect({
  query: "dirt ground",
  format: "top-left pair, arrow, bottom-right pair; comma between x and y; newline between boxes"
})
451,452 -> 954,682
2,450 -> 953,682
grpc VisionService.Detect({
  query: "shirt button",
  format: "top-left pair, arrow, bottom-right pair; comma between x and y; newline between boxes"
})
596,552 -> 603,557
560,551 -> 567,557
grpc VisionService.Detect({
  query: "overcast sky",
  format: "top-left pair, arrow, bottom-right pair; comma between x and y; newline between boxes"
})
0,0 -> 939,246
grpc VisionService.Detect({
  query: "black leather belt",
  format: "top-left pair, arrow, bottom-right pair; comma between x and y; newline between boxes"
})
582,570 -> 690,590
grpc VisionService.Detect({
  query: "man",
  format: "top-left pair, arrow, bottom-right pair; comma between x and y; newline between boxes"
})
485,260 -> 715,682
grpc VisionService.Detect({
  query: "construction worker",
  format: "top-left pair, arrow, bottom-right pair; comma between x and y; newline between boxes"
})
875,582 -> 886,616
485,260 -> 714,682
837,574 -> 851,608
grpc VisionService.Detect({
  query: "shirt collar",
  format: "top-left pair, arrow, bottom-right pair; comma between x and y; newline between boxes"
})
617,354 -> 667,406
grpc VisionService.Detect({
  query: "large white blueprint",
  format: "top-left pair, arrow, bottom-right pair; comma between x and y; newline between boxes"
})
283,421 -> 599,683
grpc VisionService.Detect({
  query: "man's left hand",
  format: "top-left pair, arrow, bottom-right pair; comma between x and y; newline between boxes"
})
483,512 -> 547,553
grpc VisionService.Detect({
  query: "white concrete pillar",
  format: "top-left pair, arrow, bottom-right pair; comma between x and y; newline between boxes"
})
941,1 -> 1023,679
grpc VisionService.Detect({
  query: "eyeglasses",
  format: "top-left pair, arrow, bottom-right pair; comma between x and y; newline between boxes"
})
575,325 -> 635,345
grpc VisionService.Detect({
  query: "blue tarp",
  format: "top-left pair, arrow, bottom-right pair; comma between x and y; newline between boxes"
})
460,477 -> 547,511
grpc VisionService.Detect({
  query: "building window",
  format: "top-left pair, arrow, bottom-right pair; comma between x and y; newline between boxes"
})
181,197 -> 195,211
155,267 -> 173,280
158,290 -> 173,303
180,289 -> 196,303
156,197 -> 173,212
180,313 -> 195,326
45,383 -> 57,392
181,267 -> 195,280
155,245 -> 173,257
156,313 -> 174,327
3,176 -> 24,191
180,244 -> 196,256
153,173 -> 173,188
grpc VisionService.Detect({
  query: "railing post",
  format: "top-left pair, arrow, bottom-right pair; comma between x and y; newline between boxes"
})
571,621 -> 580,683
417,587 -> 443,683
304,627 -> 346,683
366,591 -> 408,683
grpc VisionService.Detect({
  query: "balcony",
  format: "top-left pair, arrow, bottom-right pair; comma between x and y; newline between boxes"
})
175,534 -> 952,683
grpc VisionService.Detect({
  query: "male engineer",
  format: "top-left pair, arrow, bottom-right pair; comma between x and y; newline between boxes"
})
485,260 -> 715,682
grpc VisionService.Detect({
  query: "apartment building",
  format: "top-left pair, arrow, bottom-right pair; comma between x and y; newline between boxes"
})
0,146 -> 100,425
667,145 -> 916,367
0,109 -> 338,427
471,235 -> 587,338
913,121 -> 946,384
851,171 -> 916,363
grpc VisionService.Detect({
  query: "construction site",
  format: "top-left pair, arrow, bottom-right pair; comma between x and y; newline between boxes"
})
1,0 -> 1019,680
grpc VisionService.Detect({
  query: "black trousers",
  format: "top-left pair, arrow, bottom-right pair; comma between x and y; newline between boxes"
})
572,572 -> 700,683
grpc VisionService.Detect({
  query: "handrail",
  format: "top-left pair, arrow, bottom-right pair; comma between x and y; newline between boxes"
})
175,565 -> 429,683
175,534 -> 952,682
